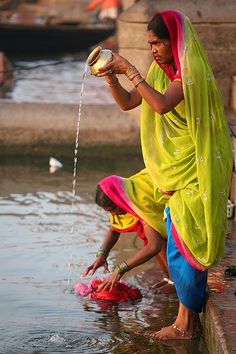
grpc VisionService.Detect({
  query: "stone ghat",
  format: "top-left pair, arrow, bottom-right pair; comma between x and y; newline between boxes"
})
0,102 -> 140,155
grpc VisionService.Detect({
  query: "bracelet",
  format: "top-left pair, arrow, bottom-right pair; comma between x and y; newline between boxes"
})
115,261 -> 129,275
163,277 -> 174,286
125,65 -> 135,78
125,65 -> 140,81
129,72 -> 140,81
108,79 -> 119,87
134,78 -> 145,88
97,248 -> 109,258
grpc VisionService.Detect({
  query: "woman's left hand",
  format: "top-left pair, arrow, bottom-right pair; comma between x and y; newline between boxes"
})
96,268 -> 122,292
82,255 -> 109,277
97,52 -> 132,77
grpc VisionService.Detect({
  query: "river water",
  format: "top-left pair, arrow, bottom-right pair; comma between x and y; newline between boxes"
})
0,155 -> 209,353
1,53 -> 114,105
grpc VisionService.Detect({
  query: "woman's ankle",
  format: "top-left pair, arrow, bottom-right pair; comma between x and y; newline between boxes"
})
175,308 -> 196,332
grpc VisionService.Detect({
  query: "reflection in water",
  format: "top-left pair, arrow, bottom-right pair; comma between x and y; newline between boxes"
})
0,54 -> 114,104
0,156 -> 208,353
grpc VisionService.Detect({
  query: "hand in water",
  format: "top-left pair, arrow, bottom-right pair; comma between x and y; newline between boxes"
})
82,256 -> 109,277
96,268 -> 122,292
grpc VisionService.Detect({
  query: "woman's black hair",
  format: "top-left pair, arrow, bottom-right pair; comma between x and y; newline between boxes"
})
147,15 -> 170,40
95,184 -> 118,209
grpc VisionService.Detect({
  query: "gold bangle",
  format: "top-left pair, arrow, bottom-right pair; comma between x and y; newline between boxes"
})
130,72 -> 140,81
125,65 -> 140,81
97,249 -> 109,258
108,79 -> 119,87
125,65 -> 135,77
128,71 -> 139,80
115,261 -> 129,275
134,78 -> 145,88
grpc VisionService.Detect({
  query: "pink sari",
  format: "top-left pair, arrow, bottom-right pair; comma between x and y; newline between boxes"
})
99,169 -> 168,244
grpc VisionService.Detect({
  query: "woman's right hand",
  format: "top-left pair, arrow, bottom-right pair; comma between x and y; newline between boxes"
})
82,256 -> 109,277
96,267 -> 122,292
97,52 -> 132,77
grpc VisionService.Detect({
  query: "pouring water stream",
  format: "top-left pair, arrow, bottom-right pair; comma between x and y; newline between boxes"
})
59,64 -> 88,345
67,47 -> 112,287
63,47 -> 112,342
67,63 -> 88,288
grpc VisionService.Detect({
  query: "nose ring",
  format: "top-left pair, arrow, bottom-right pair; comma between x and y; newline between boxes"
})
152,48 -> 157,53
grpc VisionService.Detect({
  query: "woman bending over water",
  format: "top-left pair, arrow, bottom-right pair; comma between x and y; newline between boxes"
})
83,169 -> 174,293
94,10 -> 232,340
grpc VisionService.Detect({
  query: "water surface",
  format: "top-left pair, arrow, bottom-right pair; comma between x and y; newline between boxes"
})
0,156 -> 208,353
1,54 -> 114,105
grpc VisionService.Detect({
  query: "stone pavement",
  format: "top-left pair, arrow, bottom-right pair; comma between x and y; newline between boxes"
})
202,220 -> 236,354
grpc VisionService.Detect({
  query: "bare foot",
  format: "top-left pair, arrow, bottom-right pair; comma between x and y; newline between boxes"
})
150,323 -> 201,340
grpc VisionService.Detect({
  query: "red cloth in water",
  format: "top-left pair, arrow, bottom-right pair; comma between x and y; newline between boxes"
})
90,279 -> 142,302
74,278 -> 142,303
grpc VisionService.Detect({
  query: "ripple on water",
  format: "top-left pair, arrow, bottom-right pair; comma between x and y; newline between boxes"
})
1,327 -> 117,354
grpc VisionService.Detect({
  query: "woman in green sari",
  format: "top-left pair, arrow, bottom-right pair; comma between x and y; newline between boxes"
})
96,10 -> 232,340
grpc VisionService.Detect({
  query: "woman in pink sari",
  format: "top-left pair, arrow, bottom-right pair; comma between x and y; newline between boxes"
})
83,169 -> 174,293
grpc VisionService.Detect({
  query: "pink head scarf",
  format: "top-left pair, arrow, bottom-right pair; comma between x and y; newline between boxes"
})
99,175 -> 147,242
149,10 -> 185,81
99,175 -> 142,220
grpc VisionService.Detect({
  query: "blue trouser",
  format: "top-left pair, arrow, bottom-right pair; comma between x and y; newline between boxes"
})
166,207 -> 207,313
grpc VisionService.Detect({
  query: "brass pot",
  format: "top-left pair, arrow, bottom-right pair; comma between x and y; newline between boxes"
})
86,46 -> 112,76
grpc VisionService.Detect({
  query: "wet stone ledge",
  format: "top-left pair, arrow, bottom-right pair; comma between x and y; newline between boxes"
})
202,225 -> 236,354
0,102 -> 140,154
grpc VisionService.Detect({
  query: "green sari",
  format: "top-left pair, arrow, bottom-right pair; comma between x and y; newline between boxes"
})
141,12 -> 232,268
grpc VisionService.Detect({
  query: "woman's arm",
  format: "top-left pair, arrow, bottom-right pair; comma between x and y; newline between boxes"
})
98,52 -> 142,111
125,224 -> 162,270
105,73 -> 142,111
82,227 -> 120,276
99,227 -> 120,256
97,224 -> 162,291
99,52 -> 184,114
133,77 -> 183,114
